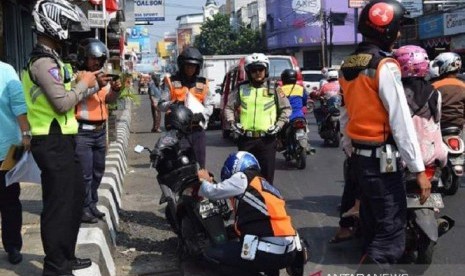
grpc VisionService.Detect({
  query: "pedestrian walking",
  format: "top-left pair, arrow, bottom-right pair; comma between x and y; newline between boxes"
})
0,61 -> 31,265
164,47 -> 211,168
149,73 -> 162,133
224,53 -> 291,184
339,0 -> 431,273
23,1 -> 99,275
74,38 -> 122,224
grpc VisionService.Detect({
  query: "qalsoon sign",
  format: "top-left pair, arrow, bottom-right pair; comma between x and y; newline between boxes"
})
134,0 -> 165,22
444,10 -> 465,36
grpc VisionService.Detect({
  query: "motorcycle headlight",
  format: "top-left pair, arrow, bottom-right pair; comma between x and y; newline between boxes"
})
181,156 -> 190,165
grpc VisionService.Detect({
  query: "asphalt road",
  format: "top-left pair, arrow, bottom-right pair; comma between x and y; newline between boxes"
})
117,95 -> 465,276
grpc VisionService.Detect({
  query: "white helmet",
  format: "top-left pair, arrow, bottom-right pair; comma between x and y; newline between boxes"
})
244,53 -> 270,76
432,52 -> 462,77
33,0 -> 90,41
326,69 -> 339,80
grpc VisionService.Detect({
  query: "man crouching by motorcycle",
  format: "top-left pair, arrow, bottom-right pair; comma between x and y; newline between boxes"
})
197,151 -> 308,276
277,69 -> 313,155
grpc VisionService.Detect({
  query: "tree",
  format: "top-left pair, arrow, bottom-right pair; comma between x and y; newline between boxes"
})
194,14 -> 265,55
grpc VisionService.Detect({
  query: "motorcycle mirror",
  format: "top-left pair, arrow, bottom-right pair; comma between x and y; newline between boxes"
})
134,145 -> 145,153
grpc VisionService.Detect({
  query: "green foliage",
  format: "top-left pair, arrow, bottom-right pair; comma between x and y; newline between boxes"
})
194,14 -> 266,55
109,73 -> 140,111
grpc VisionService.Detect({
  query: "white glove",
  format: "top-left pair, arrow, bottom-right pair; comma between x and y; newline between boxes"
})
230,122 -> 244,135
267,125 -> 281,136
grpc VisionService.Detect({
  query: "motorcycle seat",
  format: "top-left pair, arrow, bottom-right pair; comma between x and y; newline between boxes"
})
441,127 -> 461,136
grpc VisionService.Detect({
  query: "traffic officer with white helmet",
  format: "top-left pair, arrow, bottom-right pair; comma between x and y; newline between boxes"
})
23,0 -> 100,274
339,0 -> 430,273
224,53 -> 291,184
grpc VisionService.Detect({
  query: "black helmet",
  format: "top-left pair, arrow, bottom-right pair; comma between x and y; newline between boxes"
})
358,0 -> 413,49
281,69 -> 297,85
177,47 -> 203,74
164,104 -> 193,134
77,38 -> 108,70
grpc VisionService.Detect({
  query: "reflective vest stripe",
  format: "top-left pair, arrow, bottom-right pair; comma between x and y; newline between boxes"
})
243,192 -> 269,216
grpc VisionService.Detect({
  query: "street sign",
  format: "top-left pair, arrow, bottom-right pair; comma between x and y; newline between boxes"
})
88,10 -> 105,28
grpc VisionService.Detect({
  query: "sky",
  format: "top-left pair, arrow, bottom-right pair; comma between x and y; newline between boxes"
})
147,0 -> 226,43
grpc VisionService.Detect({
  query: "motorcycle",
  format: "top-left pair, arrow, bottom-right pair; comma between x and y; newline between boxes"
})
403,165 -> 455,269
282,117 -> 310,169
316,95 -> 341,147
134,131 -> 230,258
440,126 -> 464,195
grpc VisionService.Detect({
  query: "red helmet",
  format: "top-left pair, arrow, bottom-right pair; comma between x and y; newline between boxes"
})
358,0 -> 413,48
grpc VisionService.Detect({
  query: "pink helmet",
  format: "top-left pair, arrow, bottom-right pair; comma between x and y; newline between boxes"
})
394,45 -> 430,78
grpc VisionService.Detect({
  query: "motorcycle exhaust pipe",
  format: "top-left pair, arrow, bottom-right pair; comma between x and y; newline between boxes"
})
438,215 -> 455,237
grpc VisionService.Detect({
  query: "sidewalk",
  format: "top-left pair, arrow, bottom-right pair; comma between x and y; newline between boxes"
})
0,104 -> 132,276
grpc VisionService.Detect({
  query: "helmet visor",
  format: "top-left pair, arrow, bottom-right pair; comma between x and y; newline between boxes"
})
69,5 -> 90,32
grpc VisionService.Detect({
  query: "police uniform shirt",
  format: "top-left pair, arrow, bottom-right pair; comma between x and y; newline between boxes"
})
224,82 -> 291,128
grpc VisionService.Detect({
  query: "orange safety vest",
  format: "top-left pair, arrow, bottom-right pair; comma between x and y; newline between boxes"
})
339,44 -> 393,143
232,175 -> 296,237
165,75 -> 208,103
75,86 -> 110,122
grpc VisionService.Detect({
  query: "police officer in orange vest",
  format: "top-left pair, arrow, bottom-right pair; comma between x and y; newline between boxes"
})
339,0 -> 431,272
75,38 -> 122,223
164,47 -> 210,168
198,151 -> 306,276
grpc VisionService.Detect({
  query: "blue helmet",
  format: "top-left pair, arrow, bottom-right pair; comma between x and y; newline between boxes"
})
220,151 -> 261,181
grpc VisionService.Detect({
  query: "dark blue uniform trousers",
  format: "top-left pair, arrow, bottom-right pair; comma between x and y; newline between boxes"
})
0,163 -> 22,254
352,154 -> 406,265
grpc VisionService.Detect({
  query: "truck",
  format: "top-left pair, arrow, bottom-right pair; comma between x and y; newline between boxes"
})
200,55 -> 246,129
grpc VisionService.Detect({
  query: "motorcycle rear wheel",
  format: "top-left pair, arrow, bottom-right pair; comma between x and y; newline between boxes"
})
296,152 -> 306,169
441,166 -> 459,195
416,231 -> 435,265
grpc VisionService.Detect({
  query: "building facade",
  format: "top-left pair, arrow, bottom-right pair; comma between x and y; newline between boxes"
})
0,0 -> 34,72
266,0 -> 361,70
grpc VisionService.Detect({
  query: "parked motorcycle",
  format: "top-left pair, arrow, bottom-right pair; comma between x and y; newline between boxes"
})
282,117 -> 309,169
316,95 -> 341,147
440,126 -> 464,195
135,131 -> 230,258
403,165 -> 455,269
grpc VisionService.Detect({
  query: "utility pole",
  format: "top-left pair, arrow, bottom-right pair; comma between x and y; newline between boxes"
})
320,9 -> 327,68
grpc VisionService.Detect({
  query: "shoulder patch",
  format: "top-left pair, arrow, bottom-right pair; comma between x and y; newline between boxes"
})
48,67 -> 62,82
277,87 -> 286,98
172,81 -> 182,88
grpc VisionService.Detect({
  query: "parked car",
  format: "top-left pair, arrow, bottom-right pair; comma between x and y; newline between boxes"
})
301,70 -> 324,92
219,55 -> 302,139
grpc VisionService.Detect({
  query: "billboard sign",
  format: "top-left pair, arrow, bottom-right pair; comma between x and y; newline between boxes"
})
400,0 -> 423,17
127,26 -> 152,54
348,0 -> 368,8
444,9 -> 465,36
88,11 -> 105,28
418,14 -> 444,39
134,0 -> 165,22
292,0 -> 320,15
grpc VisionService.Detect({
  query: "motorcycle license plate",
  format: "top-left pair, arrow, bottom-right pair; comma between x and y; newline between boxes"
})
199,200 -> 223,219
406,193 -> 444,209
295,130 -> 306,140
